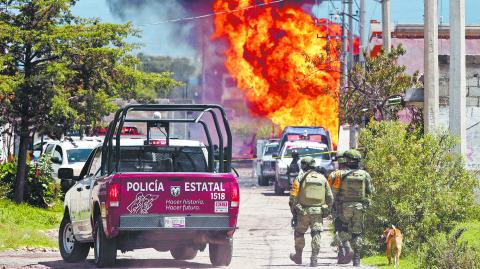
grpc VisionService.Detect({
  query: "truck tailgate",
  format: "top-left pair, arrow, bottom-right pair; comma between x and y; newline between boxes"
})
107,172 -> 239,231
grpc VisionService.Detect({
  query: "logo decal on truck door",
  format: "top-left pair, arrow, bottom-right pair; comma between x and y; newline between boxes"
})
127,192 -> 159,214
170,186 -> 181,197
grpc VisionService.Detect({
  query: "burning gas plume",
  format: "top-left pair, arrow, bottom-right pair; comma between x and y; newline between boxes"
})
213,0 -> 342,145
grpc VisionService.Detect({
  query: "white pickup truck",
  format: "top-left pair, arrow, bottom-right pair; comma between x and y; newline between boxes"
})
274,140 -> 334,195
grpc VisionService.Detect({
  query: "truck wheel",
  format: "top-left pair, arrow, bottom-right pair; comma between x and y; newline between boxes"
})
59,214 -> 90,263
209,239 -> 233,266
170,246 -> 198,260
94,215 -> 117,267
274,181 -> 284,195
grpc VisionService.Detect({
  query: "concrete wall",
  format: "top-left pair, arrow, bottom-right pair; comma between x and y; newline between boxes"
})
439,55 -> 480,107
438,107 -> 480,171
437,56 -> 480,171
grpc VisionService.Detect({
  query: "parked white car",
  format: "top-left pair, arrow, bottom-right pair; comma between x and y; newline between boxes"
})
43,138 -> 101,190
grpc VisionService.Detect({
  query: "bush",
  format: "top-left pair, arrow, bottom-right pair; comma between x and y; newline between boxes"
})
0,155 -> 59,207
0,161 -> 17,200
418,230 -> 480,269
359,121 -> 479,254
452,221 -> 480,250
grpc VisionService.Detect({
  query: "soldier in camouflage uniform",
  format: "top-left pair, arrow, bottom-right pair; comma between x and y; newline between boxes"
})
289,157 -> 333,267
327,151 -> 350,262
330,149 -> 374,266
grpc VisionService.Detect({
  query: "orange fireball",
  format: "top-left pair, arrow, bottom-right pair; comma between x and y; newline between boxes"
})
213,0 -> 341,145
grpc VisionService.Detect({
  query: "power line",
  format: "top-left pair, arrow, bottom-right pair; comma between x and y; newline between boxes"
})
135,0 -> 285,26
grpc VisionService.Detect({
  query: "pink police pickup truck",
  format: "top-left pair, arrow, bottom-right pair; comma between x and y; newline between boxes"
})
58,104 -> 239,267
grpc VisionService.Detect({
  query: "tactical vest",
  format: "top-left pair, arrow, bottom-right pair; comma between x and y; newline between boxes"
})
340,170 -> 366,202
298,171 -> 326,207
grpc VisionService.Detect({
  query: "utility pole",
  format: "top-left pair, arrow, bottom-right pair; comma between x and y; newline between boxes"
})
346,0 -> 356,148
381,0 -> 391,52
340,1 -> 351,147
359,0 -> 366,66
348,0 -> 354,69
341,0 -> 348,93
449,0 -> 466,154
340,0 -> 354,148
424,0 -> 439,133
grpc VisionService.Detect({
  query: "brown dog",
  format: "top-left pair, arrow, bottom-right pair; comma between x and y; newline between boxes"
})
381,225 -> 403,267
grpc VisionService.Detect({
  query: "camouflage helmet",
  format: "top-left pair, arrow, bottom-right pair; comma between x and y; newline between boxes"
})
336,151 -> 347,164
344,149 -> 362,162
300,156 -> 316,168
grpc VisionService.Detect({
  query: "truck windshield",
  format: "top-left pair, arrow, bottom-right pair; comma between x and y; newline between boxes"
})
67,148 -> 94,163
283,147 -> 330,160
117,146 -> 208,173
264,145 -> 278,156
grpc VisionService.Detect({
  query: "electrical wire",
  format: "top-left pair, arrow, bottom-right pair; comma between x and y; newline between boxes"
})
135,0 -> 285,26
467,120 -> 480,130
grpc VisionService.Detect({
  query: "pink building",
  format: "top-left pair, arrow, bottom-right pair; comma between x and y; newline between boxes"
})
368,21 -> 480,170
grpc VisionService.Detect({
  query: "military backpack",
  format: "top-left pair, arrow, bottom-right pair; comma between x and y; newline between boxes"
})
340,170 -> 366,202
298,171 -> 326,207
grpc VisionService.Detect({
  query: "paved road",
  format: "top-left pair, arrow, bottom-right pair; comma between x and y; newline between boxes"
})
0,168 -> 374,269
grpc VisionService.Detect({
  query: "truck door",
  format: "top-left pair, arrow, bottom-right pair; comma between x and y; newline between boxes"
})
256,140 -> 266,177
76,148 -> 101,240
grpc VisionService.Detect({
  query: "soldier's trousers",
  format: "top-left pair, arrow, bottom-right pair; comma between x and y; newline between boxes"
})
338,203 -> 364,252
294,214 -> 323,255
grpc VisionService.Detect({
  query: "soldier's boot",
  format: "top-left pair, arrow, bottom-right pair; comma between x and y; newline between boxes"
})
353,251 -> 361,266
310,250 -> 319,267
289,248 -> 302,265
337,246 -> 346,260
338,242 -> 353,264
310,257 -> 318,267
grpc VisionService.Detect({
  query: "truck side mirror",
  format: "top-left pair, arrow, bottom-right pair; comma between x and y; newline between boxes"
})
51,156 -> 62,164
272,152 -> 279,158
58,168 -> 74,180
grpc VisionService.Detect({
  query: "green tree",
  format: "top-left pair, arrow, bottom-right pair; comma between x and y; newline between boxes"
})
137,53 -> 196,83
0,0 -> 180,203
42,21 -> 182,137
359,121 -> 479,253
340,46 -> 420,125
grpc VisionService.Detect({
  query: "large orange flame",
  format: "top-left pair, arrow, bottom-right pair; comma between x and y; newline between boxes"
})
213,0 -> 342,145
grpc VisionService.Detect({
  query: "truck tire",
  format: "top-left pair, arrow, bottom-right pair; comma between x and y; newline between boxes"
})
94,215 -> 117,267
274,181 -> 285,195
209,239 -> 233,266
257,175 -> 269,186
170,246 -> 198,260
59,214 -> 90,263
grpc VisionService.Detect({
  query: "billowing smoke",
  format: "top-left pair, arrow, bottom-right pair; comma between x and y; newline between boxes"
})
105,0 -> 326,58
106,0 -> 215,58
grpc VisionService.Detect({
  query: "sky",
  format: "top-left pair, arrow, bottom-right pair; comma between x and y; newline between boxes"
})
72,0 -> 480,57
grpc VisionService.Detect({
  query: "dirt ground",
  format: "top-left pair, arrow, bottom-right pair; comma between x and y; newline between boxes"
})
0,167 -> 374,269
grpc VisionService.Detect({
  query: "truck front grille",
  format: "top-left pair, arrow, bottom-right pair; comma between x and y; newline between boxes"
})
263,161 -> 276,169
